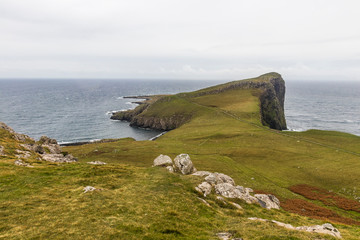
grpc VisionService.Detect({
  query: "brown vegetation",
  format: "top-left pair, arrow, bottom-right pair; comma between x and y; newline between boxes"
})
282,199 -> 360,225
289,184 -> 360,212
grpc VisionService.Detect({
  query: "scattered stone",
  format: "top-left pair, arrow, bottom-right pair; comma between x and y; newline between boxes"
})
191,171 -> 212,177
87,161 -> 107,165
254,194 -> 280,209
197,197 -> 211,207
166,166 -> 174,172
83,186 -> 96,193
41,154 -> 78,163
14,159 -> 33,168
195,182 -> 212,197
153,154 -> 173,167
33,144 -> 45,154
173,153 -> 196,175
205,172 -> 235,186
248,217 -> 341,238
230,202 -> 243,210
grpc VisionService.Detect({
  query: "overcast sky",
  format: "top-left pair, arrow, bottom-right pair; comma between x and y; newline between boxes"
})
0,0 -> 359,81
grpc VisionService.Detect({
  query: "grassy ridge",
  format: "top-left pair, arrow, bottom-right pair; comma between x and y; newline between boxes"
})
2,74 -> 360,239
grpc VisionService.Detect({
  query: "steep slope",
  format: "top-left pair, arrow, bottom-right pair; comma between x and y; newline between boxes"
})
111,72 -> 287,130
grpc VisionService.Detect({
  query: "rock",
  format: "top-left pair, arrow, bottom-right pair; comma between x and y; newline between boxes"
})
14,159 -> 33,168
205,172 -> 235,186
153,154 -> 173,167
173,154 -> 195,175
195,182 -> 212,197
87,161 -> 107,165
215,183 -> 242,198
166,166 -> 174,172
230,202 -> 243,210
216,232 -> 232,240
248,218 -> 341,238
0,145 -> 4,156
39,136 -> 58,145
83,186 -> 96,193
33,144 -> 45,154
254,194 -> 280,209
296,223 -> 341,239
15,149 -> 31,159
191,171 -> 212,177
41,154 -> 77,163
197,197 -> 211,207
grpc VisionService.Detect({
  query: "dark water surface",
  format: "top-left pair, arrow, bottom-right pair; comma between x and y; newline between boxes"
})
0,79 -> 359,144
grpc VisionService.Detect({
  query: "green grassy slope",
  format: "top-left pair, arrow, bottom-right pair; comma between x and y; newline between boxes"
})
1,73 -> 360,239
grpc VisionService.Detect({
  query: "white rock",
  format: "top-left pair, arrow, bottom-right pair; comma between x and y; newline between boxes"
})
87,161 -> 107,165
254,194 -> 280,209
166,165 -> 174,173
248,218 -> 341,238
195,182 -> 212,197
153,154 -> 173,167
230,202 -> 243,210
14,159 -> 34,168
197,197 -> 211,207
215,183 -> 242,198
41,154 -> 78,163
205,172 -> 235,186
191,171 -> 212,177
0,145 -> 4,156
173,154 -> 195,175
83,186 -> 96,193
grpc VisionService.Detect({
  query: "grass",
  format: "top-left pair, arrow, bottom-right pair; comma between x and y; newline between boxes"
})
2,74 -> 360,239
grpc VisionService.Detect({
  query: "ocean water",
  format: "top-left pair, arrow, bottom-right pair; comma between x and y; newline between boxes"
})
0,79 -> 225,144
0,79 -> 359,144
285,81 -> 360,136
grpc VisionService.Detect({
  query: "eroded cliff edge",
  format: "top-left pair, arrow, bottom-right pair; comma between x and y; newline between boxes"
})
111,72 -> 287,131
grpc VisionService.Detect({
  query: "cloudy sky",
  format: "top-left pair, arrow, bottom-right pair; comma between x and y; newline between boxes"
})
0,0 -> 359,81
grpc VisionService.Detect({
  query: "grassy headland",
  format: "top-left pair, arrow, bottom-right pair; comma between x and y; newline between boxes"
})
1,73 -> 360,239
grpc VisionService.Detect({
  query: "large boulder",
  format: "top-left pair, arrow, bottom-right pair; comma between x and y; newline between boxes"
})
153,154 -> 173,167
215,183 -> 242,198
205,172 -> 235,186
173,154 -> 196,175
195,182 -> 212,197
254,194 -> 280,209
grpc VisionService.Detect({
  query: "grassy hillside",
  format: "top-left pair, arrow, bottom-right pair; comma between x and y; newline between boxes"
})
1,73 -> 360,239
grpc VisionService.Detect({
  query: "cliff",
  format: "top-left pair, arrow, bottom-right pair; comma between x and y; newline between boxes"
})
111,72 -> 287,131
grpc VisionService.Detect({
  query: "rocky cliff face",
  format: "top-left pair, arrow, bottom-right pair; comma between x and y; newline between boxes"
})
111,72 -> 287,131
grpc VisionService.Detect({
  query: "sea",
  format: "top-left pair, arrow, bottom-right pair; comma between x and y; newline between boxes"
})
0,79 -> 359,144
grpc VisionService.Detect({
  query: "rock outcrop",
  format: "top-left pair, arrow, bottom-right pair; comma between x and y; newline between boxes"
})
0,122 -> 77,165
248,217 -> 341,238
111,72 -> 287,131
